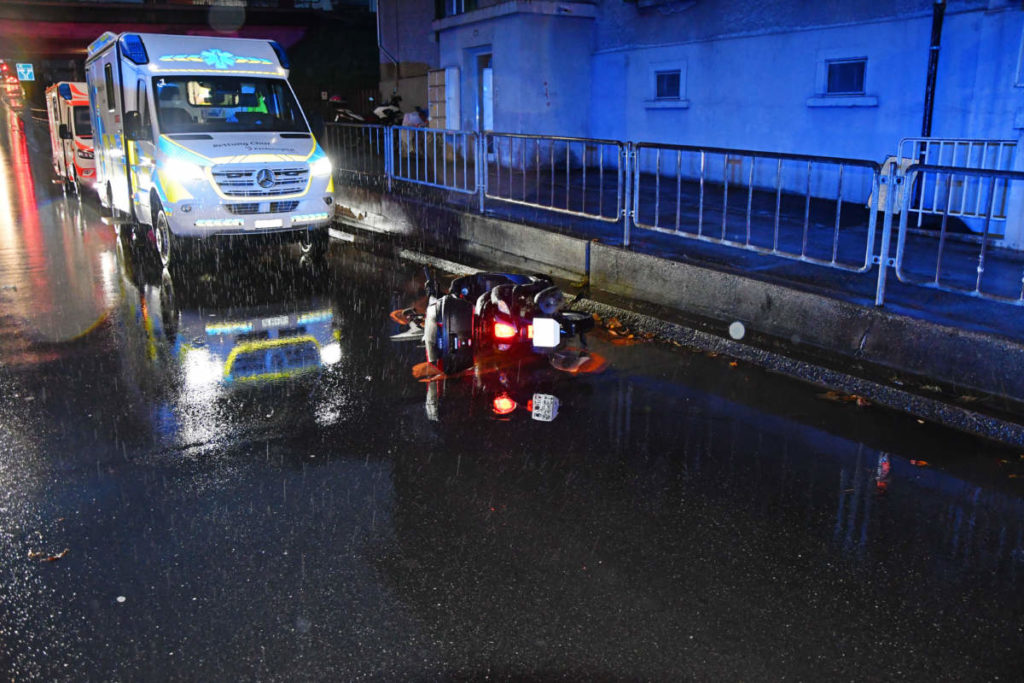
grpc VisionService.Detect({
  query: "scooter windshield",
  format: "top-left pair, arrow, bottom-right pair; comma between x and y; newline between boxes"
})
153,76 -> 308,134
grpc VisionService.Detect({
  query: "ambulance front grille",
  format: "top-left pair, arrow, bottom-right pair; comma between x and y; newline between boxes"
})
212,165 -> 309,197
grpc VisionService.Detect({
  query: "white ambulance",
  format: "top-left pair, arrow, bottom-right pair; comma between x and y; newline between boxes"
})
85,32 -> 333,268
45,82 -> 96,194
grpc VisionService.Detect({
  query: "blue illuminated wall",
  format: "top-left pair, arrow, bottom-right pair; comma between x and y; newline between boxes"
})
589,0 -> 1024,160
436,10 -> 594,136
386,0 -> 1024,158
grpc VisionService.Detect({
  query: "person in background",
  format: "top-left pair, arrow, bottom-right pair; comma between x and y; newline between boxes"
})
402,106 -> 428,128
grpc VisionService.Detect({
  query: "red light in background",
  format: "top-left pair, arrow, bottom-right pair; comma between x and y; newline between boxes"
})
492,393 -> 517,415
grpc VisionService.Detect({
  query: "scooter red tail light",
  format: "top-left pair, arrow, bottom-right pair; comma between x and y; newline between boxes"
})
493,321 -> 517,340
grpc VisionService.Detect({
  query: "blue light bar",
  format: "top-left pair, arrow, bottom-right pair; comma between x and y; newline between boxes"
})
120,34 -> 149,65
58,83 -> 73,100
268,41 -> 289,70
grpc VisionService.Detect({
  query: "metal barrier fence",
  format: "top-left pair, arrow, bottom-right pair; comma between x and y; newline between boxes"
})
895,137 -> 1017,234
391,125 -> 478,194
323,123 -> 1024,310
883,164 -> 1024,305
482,132 -> 625,222
631,143 -> 881,272
322,123 -> 388,180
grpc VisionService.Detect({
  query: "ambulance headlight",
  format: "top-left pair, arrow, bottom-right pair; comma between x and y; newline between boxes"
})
310,157 -> 332,177
165,158 -> 206,181
319,342 -> 341,365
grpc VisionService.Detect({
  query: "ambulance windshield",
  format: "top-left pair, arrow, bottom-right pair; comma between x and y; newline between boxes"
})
153,76 -> 308,134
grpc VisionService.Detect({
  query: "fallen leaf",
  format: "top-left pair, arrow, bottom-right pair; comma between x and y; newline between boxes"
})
1010,474 -> 1020,479
817,390 -> 858,403
958,395 -> 979,403
42,549 -> 69,562
855,396 -> 871,408
605,317 -> 623,330
916,419 -> 926,424
29,548 -> 69,562
921,384 -> 942,393
910,460 -> 929,467
729,361 -> 739,368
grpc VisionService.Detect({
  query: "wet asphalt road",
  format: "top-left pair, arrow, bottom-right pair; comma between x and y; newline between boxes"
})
2,106 -> 1024,680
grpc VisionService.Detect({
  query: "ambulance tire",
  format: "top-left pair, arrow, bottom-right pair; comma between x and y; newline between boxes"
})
154,209 -> 178,271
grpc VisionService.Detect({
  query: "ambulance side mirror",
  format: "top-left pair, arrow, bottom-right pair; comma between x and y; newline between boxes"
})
124,111 -> 145,141
58,124 -> 72,140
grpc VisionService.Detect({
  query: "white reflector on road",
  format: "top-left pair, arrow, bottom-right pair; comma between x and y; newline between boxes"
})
533,317 -> 560,348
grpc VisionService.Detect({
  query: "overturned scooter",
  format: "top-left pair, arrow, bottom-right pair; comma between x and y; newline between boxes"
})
397,270 -> 596,375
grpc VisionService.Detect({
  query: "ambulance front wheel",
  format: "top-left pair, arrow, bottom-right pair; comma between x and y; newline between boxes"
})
154,209 -> 178,270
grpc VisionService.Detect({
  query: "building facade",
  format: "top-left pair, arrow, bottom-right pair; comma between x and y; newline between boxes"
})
377,0 -> 1024,241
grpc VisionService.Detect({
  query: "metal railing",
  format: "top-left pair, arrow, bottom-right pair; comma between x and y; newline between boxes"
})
322,122 -> 388,181
390,125 -> 478,194
483,132 -> 624,222
895,137 -> 1016,233
886,164 -> 1024,305
324,122 -> 1024,311
631,143 -> 881,272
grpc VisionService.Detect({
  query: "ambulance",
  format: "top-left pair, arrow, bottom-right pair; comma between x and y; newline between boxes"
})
85,32 -> 334,268
45,82 -> 96,194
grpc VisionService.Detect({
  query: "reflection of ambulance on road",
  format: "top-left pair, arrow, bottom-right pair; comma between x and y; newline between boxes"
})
85,32 -> 334,269
45,82 -> 96,194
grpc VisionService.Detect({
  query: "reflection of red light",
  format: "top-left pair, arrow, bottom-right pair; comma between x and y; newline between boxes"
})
492,393 -> 517,415
493,321 -> 517,339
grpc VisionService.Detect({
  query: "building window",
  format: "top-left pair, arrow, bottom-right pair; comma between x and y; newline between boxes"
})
436,0 -> 477,18
655,70 -> 681,100
826,59 -> 866,95
646,61 -> 688,110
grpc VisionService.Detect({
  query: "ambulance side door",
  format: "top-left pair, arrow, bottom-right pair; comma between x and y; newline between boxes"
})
128,75 -> 157,226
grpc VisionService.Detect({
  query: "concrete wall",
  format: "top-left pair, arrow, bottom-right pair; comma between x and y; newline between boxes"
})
377,0 -> 439,110
590,0 -> 1024,160
434,6 -> 595,135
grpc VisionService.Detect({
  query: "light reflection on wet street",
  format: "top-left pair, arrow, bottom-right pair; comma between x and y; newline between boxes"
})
2,107 -> 1023,680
